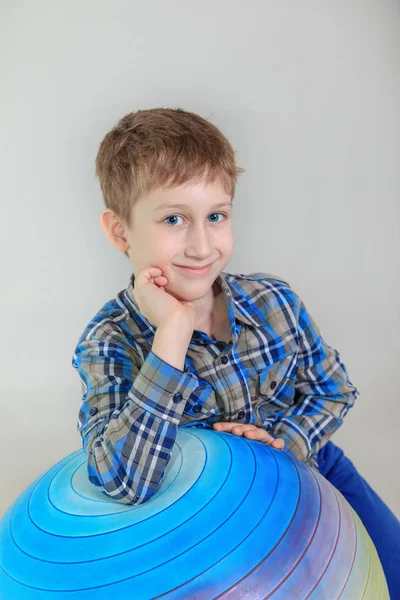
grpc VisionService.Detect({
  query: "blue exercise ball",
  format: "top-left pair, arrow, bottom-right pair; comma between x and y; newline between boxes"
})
0,429 -> 389,599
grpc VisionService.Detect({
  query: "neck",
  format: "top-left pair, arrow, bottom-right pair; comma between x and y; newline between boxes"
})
194,281 -> 226,331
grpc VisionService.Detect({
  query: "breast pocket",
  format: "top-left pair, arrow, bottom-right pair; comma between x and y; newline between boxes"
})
254,354 -> 297,425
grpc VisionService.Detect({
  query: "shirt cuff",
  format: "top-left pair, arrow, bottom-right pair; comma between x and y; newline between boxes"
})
128,349 -> 199,425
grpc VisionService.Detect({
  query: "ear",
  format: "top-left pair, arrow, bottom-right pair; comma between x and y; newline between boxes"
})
100,209 -> 130,253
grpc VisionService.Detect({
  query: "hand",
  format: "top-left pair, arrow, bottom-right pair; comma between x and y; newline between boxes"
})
213,422 -> 285,450
133,267 -> 196,329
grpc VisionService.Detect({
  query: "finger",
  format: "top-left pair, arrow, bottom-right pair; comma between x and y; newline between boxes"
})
243,428 -> 285,448
232,424 -> 259,436
243,428 -> 274,443
272,438 -> 285,449
238,424 -> 258,433
232,424 -> 260,437
212,422 -> 236,432
213,422 -> 257,434
154,276 -> 168,285
141,267 -> 163,281
231,425 -> 246,436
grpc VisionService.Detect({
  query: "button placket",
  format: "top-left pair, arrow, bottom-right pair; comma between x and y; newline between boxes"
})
220,349 -> 253,425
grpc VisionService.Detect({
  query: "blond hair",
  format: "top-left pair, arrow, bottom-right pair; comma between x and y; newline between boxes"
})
95,107 -> 245,256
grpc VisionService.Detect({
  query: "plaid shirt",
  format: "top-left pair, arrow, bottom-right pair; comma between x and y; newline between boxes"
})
72,271 -> 359,505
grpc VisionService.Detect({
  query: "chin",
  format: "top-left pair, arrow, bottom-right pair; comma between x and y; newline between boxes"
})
166,281 -> 210,301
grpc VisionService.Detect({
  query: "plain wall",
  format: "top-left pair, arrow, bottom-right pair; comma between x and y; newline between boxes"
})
1,0 -> 399,518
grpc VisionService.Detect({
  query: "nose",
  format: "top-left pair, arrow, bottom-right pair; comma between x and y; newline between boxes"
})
185,222 -> 213,259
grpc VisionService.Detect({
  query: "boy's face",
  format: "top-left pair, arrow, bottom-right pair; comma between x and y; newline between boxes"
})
124,178 -> 234,303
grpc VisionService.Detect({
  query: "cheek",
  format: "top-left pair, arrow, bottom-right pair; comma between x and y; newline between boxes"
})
148,230 -> 170,250
216,228 -> 233,249
147,231 -> 179,265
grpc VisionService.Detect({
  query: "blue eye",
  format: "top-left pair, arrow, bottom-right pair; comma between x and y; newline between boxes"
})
165,215 -> 183,226
164,213 -> 226,226
208,213 -> 223,223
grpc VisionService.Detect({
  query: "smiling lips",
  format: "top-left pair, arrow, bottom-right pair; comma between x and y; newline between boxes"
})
175,263 -> 213,275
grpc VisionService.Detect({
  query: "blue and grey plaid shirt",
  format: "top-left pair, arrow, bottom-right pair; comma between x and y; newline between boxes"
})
72,271 -> 359,505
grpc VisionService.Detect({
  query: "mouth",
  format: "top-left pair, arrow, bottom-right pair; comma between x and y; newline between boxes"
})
175,262 -> 214,275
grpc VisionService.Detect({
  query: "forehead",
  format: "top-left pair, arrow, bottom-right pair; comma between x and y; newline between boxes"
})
149,180 -> 232,212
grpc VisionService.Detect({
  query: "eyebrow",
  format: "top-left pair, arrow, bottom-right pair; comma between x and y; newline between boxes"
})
154,201 -> 233,212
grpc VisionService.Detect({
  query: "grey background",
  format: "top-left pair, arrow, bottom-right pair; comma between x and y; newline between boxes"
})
1,0 -> 399,518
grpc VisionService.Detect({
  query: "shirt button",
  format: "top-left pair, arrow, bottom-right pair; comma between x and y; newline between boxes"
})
173,392 -> 183,403
221,356 -> 229,364
89,407 -> 98,416
270,381 -> 277,390
193,404 -> 202,413
238,410 -> 245,419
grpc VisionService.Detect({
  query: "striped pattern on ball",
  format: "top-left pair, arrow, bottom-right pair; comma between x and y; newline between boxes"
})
0,429 -> 389,599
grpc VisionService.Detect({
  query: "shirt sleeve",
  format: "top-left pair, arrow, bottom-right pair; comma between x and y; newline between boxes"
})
270,298 -> 360,468
72,336 -> 198,505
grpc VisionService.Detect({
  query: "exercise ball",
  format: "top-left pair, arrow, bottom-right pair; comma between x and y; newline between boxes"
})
0,429 -> 389,599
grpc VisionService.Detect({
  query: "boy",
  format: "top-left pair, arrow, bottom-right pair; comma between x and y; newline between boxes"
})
72,107 -> 399,595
